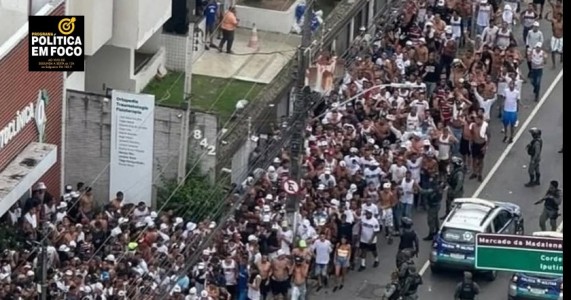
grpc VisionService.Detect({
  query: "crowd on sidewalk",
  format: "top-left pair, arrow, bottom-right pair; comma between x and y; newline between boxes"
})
0,0 -> 561,299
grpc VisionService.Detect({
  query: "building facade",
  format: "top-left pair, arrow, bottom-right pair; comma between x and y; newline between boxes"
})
0,1 -> 65,215
65,0 -> 172,94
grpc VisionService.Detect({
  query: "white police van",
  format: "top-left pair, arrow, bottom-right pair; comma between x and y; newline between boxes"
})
430,198 -> 524,281
508,231 -> 563,300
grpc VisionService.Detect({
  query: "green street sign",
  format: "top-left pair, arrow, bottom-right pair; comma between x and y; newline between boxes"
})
475,233 -> 563,276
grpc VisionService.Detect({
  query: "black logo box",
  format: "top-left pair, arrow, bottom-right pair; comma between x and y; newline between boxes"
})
28,16 -> 85,72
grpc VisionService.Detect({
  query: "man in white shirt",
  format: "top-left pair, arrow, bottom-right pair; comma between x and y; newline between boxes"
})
318,168 -> 337,188
358,209 -> 380,271
472,85 -> 496,121
389,159 -> 408,184
481,22 -> 498,47
364,162 -> 383,189
312,234 -> 333,290
502,81 -> 520,143
476,0 -> 493,35
278,221 -> 293,255
344,148 -> 361,176
361,198 -> 380,218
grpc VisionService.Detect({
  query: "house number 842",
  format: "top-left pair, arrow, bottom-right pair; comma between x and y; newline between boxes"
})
193,129 -> 216,156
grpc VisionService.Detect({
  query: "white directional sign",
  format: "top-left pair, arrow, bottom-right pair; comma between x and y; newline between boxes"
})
282,179 -> 300,195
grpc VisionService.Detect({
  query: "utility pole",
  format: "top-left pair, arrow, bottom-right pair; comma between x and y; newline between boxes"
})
39,224 -> 48,300
178,23 -> 195,183
287,0 -> 314,237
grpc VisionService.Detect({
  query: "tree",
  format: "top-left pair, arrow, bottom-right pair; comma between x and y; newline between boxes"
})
156,170 -> 229,222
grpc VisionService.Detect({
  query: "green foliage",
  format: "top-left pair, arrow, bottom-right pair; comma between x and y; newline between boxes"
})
0,223 -> 26,250
157,170 -> 228,222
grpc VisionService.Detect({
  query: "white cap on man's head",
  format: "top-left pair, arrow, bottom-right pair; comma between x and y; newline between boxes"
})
533,21 -> 540,27
535,42 -> 542,48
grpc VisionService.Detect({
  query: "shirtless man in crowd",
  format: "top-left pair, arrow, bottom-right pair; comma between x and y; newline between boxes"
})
415,38 -> 429,64
469,114 -> 489,182
545,10 -> 563,68
547,0 -> 562,17
290,256 -> 309,300
257,255 -> 272,300
270,250 -> 291,300
79,187 -> 94,222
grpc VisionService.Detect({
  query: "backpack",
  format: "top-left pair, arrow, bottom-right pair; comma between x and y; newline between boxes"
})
458,282 -> 476,299
527,140 -> 536,156
527,139 -> 542,157
406,274 -> 423,293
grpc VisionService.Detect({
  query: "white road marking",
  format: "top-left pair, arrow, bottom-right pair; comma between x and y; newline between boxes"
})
418,70 -> 563,276
419,259 -> 430,275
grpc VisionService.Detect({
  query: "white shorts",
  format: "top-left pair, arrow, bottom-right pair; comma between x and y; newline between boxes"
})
381,208 -> 394,228
551,37 -> 563,53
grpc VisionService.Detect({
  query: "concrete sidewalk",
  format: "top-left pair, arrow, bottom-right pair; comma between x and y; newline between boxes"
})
192,28 -> 300,84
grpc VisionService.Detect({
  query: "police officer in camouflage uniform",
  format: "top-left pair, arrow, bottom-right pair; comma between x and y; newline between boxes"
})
400,264 -> 422,300
535,180 -> 562,231
442,157 -> 465,219
420,173 -> 445,241
398,217 -> 419,257
396,248 -> 412,270
397,249 -> 416,283
525,128 -> 543,187
454,272 -> 480,300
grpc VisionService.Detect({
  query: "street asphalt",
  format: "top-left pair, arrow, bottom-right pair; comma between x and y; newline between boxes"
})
417,78 -> 563,300
310,18 -> 563,300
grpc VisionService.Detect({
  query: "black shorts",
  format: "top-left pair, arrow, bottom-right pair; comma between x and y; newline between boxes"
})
360,242 -> 377,252
459,138 -> 471,156
438,159 -> 449,174
261,279 -> 271,295
471,142 -> 486,159
270,278 -> 290,296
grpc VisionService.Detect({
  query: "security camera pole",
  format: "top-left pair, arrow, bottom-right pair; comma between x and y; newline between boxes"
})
287,0 -> 314,237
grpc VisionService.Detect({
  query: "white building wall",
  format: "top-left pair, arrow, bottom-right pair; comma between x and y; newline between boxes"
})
1,0 -> 27,13
235,0 -> 301,34
108,0 -> 171,50
85,45 -> 134,93
64,0 -> 171,94
66,71 -> 85,91
136,0 -> 171,49
31,0 -> 51,14
66,0 -> 113,56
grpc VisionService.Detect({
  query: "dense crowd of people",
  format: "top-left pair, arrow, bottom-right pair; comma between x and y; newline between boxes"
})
0,0 -> 561,299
